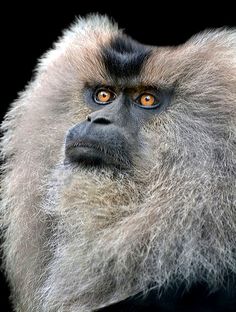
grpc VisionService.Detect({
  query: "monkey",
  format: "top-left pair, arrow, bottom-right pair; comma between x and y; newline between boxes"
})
0,14 -> 236,312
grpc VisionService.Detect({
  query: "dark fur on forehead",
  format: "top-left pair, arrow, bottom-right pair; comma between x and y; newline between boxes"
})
101,35 -> 151,80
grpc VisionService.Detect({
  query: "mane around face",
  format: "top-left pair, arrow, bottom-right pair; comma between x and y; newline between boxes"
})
0,15 -> 236,312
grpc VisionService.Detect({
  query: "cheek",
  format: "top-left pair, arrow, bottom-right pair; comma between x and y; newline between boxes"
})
69,87 -> 92,119
70,100 -> 92,124
141,116 -> 162,133
139,117 -> 169,161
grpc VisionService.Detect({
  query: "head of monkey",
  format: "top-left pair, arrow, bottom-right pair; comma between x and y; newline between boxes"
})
0,14 -> 236,311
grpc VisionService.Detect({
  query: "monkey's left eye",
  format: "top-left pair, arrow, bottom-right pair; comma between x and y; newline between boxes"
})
136,93 -> 160,108
94,89 -> 116,104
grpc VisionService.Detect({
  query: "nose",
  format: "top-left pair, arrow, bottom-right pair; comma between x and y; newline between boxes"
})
87,114 -> 112,125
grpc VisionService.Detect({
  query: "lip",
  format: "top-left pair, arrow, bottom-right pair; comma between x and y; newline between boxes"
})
73,141 -> 102,151
69,140 -> 118,159
65,140 -> 116,167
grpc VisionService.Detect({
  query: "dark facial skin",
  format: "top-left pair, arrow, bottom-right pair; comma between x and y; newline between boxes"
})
65,85 -> 171,169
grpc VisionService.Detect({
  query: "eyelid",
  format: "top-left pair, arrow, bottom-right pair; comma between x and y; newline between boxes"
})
134,89 -> 156,100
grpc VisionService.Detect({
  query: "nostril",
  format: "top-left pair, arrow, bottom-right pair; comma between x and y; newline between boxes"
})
93,117 -> 111,125
87,115 -> 91,122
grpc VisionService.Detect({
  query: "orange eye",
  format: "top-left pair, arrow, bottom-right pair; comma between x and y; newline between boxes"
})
140,94 -> 155,106
95,89 -> 115,104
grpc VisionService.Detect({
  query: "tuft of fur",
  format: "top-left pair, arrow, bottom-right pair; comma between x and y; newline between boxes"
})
1,15 -> 236,311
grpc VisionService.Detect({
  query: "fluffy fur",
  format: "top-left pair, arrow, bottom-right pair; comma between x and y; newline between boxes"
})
0,14 -> 236,311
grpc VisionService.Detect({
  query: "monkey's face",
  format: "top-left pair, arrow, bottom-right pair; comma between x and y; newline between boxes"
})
65,84 -> 172,170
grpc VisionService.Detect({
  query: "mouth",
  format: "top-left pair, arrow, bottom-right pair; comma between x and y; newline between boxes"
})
64,141 -> 125,169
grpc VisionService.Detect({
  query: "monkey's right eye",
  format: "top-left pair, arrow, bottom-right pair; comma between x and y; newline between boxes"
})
94,89 -> 116,105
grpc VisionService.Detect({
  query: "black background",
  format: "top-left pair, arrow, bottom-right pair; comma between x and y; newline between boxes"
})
0,3 -> 235,311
